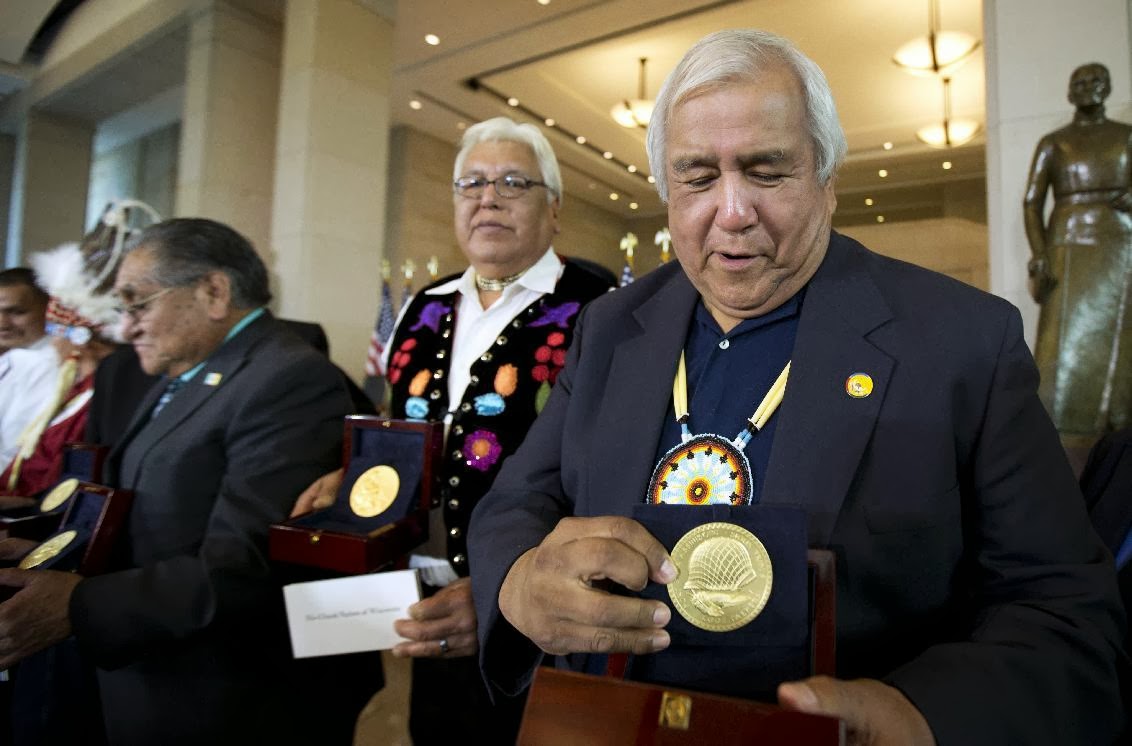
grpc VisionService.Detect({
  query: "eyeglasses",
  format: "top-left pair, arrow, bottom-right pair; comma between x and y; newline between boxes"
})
113,286 -> 175,320
453,174 -> 550,199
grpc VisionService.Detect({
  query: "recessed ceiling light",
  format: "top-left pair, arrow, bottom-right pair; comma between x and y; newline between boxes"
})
942,161 -> 953,170
627,165 -> 637,173
610,193 -> 619,200
456,121 -> 466,130
629,202 -> 639,210
647,175 -> 656,184
424,34 -> 440,46
537,0 -> 551,5
545,118 -> 555,127
409,100 -> 422,110
603,151 -> 613,159
878,169 -> 888,178
575,135 -> 586,144
883,142 -> 894,150
507,97 -> 519,107
865,197 -> 874,206
876,215 -> 886,223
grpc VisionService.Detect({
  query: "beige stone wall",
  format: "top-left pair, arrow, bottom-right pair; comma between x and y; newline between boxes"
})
16,112 -> 93,257
271,0 -> 393,377
839,217 -> 989,291
0,135 -> 14,262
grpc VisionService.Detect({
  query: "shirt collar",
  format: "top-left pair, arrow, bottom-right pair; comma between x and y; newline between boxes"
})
426,247 -> 561,298
177,307 -> 266,383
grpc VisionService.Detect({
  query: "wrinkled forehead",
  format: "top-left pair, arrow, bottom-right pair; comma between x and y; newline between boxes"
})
460,140 -> 541,177
113,246 -> 162,292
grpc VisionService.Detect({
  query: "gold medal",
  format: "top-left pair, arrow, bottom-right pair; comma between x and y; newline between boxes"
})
668,522 -> 772,632
40,478 -> 80,513
349,465 -> 400,518
19,530 -> 78,570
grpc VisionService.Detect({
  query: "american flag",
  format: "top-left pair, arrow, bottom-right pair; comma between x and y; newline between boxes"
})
619,263 -> 635,287
364,277 -> 398,377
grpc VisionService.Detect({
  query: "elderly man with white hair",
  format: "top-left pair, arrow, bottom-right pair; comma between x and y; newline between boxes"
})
468,29 -> 1125,746
294,116 -> 612,744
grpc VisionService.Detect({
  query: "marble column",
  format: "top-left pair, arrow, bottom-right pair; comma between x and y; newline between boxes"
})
271,0 -> 393,379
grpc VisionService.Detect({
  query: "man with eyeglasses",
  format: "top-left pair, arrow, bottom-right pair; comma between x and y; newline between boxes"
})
294,116 -> 612,744
0,218 -> 380,744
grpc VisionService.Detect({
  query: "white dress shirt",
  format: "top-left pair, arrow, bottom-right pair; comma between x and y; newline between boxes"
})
0,338 -> 62,472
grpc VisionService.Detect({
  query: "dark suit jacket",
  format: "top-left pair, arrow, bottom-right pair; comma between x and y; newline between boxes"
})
469,232 -> 1126,746
69,313 -> 380,745
1081,428 -> 1132,622
86,320 -> 372,449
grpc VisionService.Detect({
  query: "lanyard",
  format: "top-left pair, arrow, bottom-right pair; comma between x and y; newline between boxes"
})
673,351 -> 791,450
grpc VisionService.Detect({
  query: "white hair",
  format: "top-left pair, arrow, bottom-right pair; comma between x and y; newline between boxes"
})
454,117 -> 563,205
646,29 -> 847,202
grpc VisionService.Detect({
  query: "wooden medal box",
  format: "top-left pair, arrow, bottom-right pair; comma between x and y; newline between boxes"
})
0,481 -> 133,603
270,416 -> 444,574
518,550 -> 842,745
0,443 -> 110,542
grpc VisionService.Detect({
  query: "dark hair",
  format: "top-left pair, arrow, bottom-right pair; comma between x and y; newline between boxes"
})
0,267 -> 49,306
130,218 -> 272,308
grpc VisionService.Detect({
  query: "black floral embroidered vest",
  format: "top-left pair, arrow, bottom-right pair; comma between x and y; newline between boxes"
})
386,260 -> 611,574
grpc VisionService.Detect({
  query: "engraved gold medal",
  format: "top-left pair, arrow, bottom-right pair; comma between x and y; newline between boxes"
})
349,465 -> 400,518
40,478 -> 79,513
19,530 -> 79,570
668,522 -> 772,632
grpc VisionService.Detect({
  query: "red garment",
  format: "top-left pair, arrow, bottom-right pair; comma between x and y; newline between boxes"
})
1,374 -> 93,497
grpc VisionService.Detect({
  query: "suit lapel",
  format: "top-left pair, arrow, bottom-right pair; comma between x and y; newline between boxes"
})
761,235 -> 895,546
589,268 -> 699,513
111,314 -> 274,487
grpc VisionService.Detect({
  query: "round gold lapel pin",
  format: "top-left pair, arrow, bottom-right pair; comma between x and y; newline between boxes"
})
845,373 -> 874,398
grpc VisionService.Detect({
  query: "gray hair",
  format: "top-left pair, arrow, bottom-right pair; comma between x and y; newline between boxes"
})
646,29 -> 847,202
129,218 -> 272,309
454,117 -> 563,205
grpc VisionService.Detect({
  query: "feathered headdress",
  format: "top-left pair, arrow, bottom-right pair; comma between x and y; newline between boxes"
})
30,199 -> 161,344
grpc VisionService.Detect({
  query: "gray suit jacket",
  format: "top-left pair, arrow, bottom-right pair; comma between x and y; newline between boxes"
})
470,232 -> 1126,745
69,313 -> 380,745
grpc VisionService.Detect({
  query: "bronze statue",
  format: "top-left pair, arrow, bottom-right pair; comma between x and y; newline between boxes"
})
1024,63 -> 1132,444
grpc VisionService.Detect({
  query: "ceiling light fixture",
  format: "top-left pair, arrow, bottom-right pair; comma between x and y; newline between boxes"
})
893,0 -> 980,77
409,100 -> 422,110
507,97 -> 519,107
916,77 -> 979,147
611,57 -> 654,129
883,142 -> 894,150
424,34 -> 440,46
576,135 -> 586,144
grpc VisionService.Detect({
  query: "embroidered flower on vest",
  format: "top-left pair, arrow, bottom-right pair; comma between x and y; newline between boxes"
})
463,429 -> 502,472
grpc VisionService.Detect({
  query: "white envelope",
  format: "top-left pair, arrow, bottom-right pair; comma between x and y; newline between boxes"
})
283,569 -> 421,658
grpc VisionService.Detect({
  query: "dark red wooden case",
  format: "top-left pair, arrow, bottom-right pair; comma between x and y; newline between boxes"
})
269,416 -> 444,574
518,549 -> 842,745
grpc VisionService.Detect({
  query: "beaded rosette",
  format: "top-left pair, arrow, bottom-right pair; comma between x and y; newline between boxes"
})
646,433 -> 753,506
